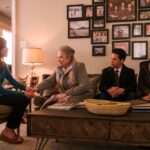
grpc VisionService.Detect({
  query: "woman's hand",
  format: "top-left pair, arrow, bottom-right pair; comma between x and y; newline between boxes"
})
24,91 -> 35,98
26,86 -> 37,92
55,93 -> 66,99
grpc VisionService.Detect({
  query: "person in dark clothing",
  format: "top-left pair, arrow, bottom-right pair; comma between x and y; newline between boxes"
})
138,60 -> 150,100
99,48 -> 137,101
0,37 -> 33,144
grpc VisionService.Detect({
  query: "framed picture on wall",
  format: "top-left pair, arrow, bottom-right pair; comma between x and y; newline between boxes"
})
92,18 -> 105,28
94,4 -> 105,18
67,5 -> 83,19
85,5 -> 94,18
92,0 -> 104,4
132,23 -> 143,37
139,0 -> 150,8
132,41 -> 148,59
91,29 -> 109,44
112,24 -> 130,40
144,23 -> 150,36
68,20 -> 90,38
112,41 -> 130,56
92,46 -> 106,56
107,0 -> 137,22
138,9 -> 150,20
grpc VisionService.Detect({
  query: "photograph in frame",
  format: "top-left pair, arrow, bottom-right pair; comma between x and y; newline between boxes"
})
91,29 -> 109,44
132,41 -> 148,59
107,0 -> 137,22
112,41 -> 130,56
92,0 -> 104,4
68,20 -> 90,38
139,0 -> 150,8
132,23 -> 143,37
92,46 -> 106,56
144,23 -> 150,36
138,9 -> 150,20
95,5 -> 105,18
67,5 -> 83,19
85,5 -> 94,18
112,24 -> 130,39
92,18 -> 105,28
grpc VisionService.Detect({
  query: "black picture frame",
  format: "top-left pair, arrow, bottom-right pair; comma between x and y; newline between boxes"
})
107,0 -> 137,22
91,29 -> 109,44
132,23 -> 143,37
94,4 -> 105,18
138,9 -> 150,20
68,19 -> 90,38
112,24 -> 130,40
92,46 -> 106,56
85,5 -> 94,18
67,5 -> 84,19
92,0 -> 104,4
132,41 -> 148,59
92,18 -> 105,28
112,41 -> 130,56
144,23 -> 150,36
139,0 -> 150,9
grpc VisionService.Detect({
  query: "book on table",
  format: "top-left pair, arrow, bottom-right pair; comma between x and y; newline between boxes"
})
47,102 -> 77,110
130,102 -> 150,112
47,102 -> 85,110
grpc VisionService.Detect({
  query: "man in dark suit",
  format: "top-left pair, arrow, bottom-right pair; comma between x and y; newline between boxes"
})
99,48 -> 137,101
138,60 -> 150,100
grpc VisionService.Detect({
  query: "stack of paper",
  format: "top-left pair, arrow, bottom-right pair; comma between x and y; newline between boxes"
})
131,103 -> 150,112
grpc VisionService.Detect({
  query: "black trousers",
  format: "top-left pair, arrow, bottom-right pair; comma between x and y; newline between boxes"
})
0,94 -> 30,129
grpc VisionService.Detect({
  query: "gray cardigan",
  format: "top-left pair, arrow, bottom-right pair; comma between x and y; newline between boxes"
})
36,62 -> 93,102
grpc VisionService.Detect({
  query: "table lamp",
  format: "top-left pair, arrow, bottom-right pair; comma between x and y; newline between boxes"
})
22,48 -> 44,86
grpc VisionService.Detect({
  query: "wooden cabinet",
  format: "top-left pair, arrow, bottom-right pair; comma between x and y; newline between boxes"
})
30,116 -> 108,140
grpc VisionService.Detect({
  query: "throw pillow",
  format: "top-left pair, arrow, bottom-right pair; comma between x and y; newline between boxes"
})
89,76 -> 100,97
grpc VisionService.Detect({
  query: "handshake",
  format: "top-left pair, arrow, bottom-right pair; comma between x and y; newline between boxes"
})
24,86 -> 40,99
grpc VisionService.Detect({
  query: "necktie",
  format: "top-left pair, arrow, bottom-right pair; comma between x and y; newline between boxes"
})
114,69 -> 119,86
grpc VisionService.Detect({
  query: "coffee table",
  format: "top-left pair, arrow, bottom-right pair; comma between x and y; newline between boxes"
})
27,106 -> 150,150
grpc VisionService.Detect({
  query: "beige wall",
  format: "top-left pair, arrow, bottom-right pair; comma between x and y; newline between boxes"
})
16,0 -> 149,81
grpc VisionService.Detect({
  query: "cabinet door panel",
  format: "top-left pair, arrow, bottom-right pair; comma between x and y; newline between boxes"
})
111,122 -> 150,143
111,122 -> 132,142
30,117 -> 108,140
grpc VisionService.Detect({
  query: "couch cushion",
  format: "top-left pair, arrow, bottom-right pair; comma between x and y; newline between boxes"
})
89,76 -> 100,97
0,105 -> 12,115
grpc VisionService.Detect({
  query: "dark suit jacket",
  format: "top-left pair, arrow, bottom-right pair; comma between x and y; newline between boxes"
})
99,65 -> 137,94
138,61 -> 150,96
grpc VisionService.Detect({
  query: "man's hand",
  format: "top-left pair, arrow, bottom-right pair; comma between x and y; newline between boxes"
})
107,87 -> 118,97
107,87 -> 125,98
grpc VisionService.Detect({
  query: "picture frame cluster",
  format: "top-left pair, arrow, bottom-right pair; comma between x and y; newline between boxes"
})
67,0 -> 150,59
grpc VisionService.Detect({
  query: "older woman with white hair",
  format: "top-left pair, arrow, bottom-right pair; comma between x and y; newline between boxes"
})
33,45 -> 93,109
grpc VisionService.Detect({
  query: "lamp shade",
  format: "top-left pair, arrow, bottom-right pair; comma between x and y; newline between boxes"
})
22,48 -> 43,65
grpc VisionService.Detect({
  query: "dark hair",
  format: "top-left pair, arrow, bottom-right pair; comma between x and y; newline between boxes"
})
112,48 -> 126,60
0,37 -> 6,51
